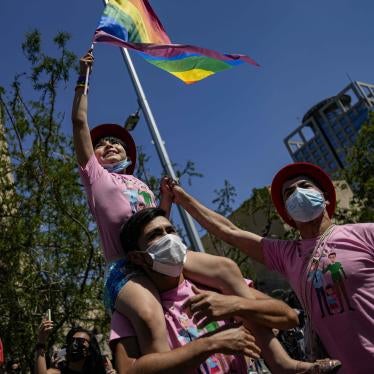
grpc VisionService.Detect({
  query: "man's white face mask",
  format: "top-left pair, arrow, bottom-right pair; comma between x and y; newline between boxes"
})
146,234 -> 187,277
285,187 -> 326,223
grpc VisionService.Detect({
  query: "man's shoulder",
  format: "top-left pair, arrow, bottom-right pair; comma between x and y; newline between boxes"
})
335,223 -> 374,236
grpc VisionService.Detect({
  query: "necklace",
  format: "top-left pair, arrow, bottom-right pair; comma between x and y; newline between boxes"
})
300,224 -> 336,359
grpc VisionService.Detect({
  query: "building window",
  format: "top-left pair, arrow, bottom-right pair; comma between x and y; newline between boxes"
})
337,132 -> 346,141
342,138 -> 351,146
330,138 -> 339,147
329,161 -> 337,169
301,123 -> 316,142
342,88 -> 360,107
345,126 -> 353,134
340,117 -> 349,126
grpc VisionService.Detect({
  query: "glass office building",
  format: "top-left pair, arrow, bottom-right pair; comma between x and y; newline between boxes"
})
284,81 -> 374,176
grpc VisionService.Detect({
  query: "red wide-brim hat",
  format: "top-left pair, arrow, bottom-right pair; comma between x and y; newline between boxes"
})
271,162 -> 336,227
90,123 -> 137,175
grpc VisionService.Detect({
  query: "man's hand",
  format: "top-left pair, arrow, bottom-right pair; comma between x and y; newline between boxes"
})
38,318 -> 53,344
79,49 -> 94,76
169,180 -> 188,205
208,325 -> 261,359
184,285 -> 241,328
160,176 -> 174,201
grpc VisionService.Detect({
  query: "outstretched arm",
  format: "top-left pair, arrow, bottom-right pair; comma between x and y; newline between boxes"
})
172,184 -> 265,264
185,285 -> 299,330
71,51 -> 95,167
115,325 -> 260,374
34,318 -> 57,374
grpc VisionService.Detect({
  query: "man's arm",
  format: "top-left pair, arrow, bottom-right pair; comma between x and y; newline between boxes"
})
115,325 -> 260,374
71,51 -> 95,167
186,286 -> 299,330
158,176 -> 173,218
172,185 -> 265,264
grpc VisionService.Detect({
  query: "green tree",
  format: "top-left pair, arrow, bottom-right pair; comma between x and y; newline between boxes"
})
212,179 -> 237,216
208,181 -> 256,280
344,113 -> 374,222
0,30 -> 107,372
135,146 -> 203,197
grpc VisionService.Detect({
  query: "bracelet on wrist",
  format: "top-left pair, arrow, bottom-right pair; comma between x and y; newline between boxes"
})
76,75 -> 87,85
75,83 -> 88,92
76,72 -> 90,93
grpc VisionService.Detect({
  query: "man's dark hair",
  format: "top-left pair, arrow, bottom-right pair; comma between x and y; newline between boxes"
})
284,175 -> 325,195
120,207 -> 166,254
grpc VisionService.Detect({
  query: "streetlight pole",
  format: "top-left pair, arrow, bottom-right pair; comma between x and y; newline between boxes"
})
118,47 -> 204,252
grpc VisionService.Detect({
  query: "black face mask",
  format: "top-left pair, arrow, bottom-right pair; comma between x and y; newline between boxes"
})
67,338 -> 89,362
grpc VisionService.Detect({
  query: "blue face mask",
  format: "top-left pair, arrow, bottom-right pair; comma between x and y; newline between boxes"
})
285,187 -> 325,223
103,158 -> 132,174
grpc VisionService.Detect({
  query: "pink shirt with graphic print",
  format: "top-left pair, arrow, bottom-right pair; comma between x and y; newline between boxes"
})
79,154 -> 156,262
262,223 -> 374,374
110,279 -> 248,373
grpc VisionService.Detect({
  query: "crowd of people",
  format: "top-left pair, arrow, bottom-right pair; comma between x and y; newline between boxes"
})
4,49 -> 373,373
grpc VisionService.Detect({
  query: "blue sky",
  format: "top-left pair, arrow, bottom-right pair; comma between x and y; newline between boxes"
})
2,0 -> 374,236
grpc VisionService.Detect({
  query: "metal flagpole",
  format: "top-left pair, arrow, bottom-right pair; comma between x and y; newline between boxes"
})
118,47 -> 205,252
101,0 -> 204,251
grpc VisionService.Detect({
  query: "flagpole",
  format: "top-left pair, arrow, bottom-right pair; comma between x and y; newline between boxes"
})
117,47 -> 205,252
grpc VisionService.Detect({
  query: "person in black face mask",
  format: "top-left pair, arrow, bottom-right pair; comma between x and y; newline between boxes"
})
35,319 -> 113,374
66,335 -> 89,364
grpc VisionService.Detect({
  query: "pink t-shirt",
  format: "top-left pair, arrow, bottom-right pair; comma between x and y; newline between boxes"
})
79,154 -> 156,262
110,279 -> 248,373
262,223 -> 374,374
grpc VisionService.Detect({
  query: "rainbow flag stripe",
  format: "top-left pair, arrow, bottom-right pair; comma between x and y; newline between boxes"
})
94,0 -> 259,84
138,46 -> 257,84
97,0 -> 170,44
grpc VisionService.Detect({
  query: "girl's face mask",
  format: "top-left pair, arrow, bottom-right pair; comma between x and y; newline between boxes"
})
102,158 -> 131,173
285,187 -> 325,223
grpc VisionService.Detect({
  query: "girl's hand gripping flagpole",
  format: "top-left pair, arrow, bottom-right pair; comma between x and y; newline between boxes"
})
83,44 -> 94,96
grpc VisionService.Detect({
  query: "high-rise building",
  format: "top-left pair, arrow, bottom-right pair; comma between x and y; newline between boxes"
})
284,81 -> 374,176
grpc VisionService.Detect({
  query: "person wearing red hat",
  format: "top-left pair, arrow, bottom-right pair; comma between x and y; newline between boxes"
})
72,51 -> 305,370
171,162 -> 374,373
72,51 -> 170,355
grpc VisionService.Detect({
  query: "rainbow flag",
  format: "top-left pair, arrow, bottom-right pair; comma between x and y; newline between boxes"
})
94,0 -> 259,84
